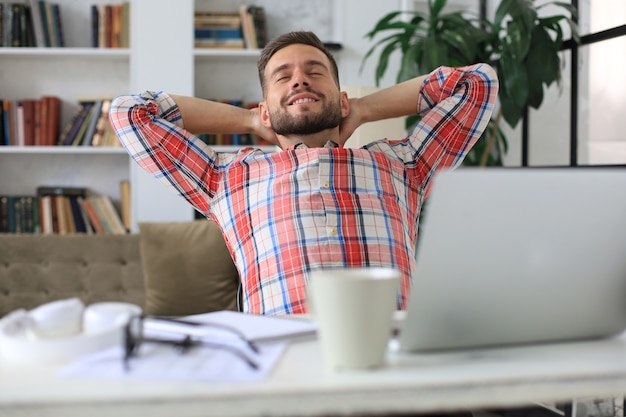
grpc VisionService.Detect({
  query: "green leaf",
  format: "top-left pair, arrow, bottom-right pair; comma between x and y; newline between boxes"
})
365,11 -> 403,38
527,26 -> 561,89
507,0 -> 536,33
538,1 -> 579,19
399,44 -> 421,83
422,36 -> 448,73
499,85 -> 524,128
494,0 -> 515,27
360,33 -> 402,75
502,19 -> 532,64
431,0 -> 448,18
375,40 -> 402,85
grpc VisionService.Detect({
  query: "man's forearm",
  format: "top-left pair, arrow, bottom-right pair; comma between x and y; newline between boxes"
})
170,94 -> 256,135
355,75 -> 428,124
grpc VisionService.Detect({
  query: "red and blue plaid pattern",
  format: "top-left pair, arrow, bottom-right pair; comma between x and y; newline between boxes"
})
110,64 -> 498,315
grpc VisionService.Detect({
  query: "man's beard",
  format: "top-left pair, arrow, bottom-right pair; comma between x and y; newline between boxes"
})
269,94 -> 342,136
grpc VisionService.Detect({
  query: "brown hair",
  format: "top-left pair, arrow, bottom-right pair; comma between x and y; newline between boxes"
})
257,31 -> 340,96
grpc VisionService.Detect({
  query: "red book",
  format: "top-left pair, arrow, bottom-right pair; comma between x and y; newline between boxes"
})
80,197 -> 106,234
22,99 -> 36,146
42,96 -> 61,146
33,99 -> 42,146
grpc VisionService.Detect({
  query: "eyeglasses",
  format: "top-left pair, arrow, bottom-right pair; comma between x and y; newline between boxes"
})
122,315 -> 260,372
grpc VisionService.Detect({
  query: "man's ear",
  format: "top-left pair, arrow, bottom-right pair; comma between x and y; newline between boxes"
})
340,91 -> 350,118
259,101 -> 272,128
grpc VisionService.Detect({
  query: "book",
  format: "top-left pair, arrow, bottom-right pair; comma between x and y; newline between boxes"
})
111,4 -> 121,48
43,1 -> 56,47
104,5 -> 112,47
36,185 -> 87,197
70,102 -> 97,146
62,195 -> 76,234
10,3 -> 21,47
120,2 -> 129,48
39,195 -> 53,234
90,5 -> 98,48
79,197 -> 105,234
15,101 -> 24,146
80,100 -> 103,146
59,102 -> 93,146
28,0 -> 46,47
57,103 -> 89,146
75,196 -> 94,234
238,5 -> 256,49
37,0 -> 51,47
36,186 -> 89,235
54,194 -> 68,234
49,194 -> 59,234
97,4 -> 106,48
86,195 -> 113,234
33,99 -> 42,145
91,99 -> 111,146
51,3 -> 64,47
194,12 -> 241,27
22,196 -> 37,234
22,99 -> 36,146
96,195 -> 126,235
248,6 -> 267,49
10,196 -> 22,233
4,100 -> 14,145
41,95 -> 60,146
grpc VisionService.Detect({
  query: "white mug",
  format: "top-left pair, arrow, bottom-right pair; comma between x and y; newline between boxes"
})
307,267 -> 400,371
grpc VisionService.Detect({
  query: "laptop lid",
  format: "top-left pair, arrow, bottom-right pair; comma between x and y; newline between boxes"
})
399,168 -> 626,352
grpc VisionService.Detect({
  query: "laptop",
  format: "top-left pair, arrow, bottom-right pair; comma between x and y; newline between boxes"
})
399,167 -> 626,352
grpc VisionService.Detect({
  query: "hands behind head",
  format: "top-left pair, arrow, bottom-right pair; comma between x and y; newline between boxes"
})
338,98 -> 361,146
249,106 -> 280,146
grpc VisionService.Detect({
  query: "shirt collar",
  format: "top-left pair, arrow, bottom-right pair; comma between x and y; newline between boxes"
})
287,140 -> 340,150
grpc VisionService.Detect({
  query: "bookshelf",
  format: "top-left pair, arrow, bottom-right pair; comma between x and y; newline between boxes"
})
1,0 -> 369,233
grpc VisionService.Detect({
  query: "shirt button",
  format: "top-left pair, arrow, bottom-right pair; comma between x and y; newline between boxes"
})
322,182 -> 330,189
329,227 -> 337,235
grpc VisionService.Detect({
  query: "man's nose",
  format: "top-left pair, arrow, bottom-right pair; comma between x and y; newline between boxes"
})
292,69 -> 310,89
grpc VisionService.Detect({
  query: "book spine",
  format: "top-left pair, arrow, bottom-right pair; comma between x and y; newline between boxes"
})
80,197 -> 105,234
37,0 -> 50,47
68,195 -> 87,233
43,1 -> 56,47
90,5 -> 98,48
28,0 -> 46,47
51,3 -> 63,47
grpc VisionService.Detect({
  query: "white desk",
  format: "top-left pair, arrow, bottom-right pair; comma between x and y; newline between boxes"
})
2,330 -> 626,417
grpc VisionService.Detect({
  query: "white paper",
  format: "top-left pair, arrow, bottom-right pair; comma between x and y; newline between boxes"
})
177,311 -> 317,342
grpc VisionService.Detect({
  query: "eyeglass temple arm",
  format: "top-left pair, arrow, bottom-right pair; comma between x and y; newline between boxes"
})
148,315 -> 260,353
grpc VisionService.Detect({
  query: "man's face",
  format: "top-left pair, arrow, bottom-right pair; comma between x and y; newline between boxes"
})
261,44 -> 343,136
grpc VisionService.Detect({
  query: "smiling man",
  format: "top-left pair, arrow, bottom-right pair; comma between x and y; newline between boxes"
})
110,31 -> 498,316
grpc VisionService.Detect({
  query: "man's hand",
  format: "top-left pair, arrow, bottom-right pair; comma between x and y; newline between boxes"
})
249,106 -> 279,146
338,98 -> 362,146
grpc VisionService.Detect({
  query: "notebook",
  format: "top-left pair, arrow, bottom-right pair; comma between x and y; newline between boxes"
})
399,167 -> 626,352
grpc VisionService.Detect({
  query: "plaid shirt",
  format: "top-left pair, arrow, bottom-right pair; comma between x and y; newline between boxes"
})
110,63 -> 498,315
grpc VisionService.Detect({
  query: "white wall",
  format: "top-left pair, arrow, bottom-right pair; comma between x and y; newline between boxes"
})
586,0 -> 626,164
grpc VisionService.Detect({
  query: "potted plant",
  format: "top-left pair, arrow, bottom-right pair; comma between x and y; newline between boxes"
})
361,0 -> 579,166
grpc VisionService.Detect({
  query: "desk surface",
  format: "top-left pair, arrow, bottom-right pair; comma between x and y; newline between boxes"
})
2,328 -> 626,417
